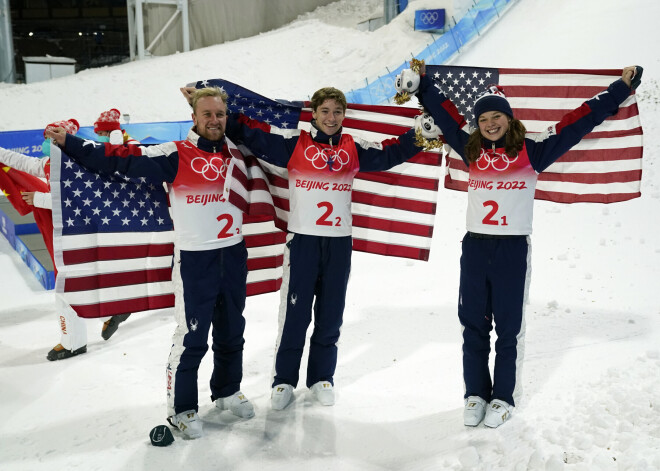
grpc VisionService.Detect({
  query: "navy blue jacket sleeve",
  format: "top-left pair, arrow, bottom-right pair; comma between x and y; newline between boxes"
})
356,128 -> 424,172
62,135 -> 179,183
417,73 -> 471,165
526,79 -> 632,173
225,114 -> 298,168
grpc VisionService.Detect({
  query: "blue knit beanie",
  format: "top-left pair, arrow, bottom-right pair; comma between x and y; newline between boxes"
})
473,85 -> 513,125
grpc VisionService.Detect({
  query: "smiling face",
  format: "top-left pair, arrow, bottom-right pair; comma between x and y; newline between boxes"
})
192,96 -> 227,141
312,98 -> 345,136
477,110 -> 511,142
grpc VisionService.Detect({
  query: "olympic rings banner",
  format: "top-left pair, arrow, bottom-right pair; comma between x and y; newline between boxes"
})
344,0 -> 515,106
414,9 -> 446,32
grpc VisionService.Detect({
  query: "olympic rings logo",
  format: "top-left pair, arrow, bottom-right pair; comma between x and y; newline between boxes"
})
304,145 -> 350,171
191,155 -> 228,181
419,12 -> 439,24
476,148 -> 518,172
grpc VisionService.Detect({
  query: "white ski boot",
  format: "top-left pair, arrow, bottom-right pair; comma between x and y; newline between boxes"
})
168,409 -> 203,439
484,399 -> 513,428
464,396 -> 487,426
271,384 -> 294,410
215,391 -> 255,419
310,381 -> 335,406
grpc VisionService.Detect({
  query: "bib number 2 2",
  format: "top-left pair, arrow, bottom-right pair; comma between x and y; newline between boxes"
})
217,214 -> 240,238
316,202 -> 342,227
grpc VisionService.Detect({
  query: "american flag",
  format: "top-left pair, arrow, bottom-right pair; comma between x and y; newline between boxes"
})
49,145 -> 175,318
425,65 -> 643,203
49,141 -> 287,318
49,78 -> 444,318
196,78 -> 443,261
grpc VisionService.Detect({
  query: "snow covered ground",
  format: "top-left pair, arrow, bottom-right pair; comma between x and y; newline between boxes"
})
1,0 -> 659,469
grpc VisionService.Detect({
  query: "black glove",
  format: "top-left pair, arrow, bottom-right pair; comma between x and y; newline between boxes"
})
631,66 -> 643,90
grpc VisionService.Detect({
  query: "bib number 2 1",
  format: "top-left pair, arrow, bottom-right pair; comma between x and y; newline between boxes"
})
482,200 -> 508,226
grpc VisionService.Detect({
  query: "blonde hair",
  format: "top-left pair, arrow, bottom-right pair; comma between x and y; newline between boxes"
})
191,87 -> 228,113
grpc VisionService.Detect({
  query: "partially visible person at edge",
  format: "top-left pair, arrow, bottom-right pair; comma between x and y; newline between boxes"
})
397,64 -> 641,428
181,84 -> 441,411
94,107 -> 140,145
0,119 -> 88,361
92,108 -> 140,339
46,87 -> 256,439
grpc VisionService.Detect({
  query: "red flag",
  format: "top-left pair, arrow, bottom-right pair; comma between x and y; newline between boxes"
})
0,165 -> 54,266
0,165 -> 48,215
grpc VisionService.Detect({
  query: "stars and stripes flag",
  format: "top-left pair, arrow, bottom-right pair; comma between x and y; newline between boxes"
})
49,144 -> 288,319
196,78 -> 443,261
48,78 -> 444,318
425,65 -> 643,203
50,145 -> 175,318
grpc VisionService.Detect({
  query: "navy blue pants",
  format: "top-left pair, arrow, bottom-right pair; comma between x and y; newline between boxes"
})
167,242 -> 247,415
458,233 -> 530,406
273,233 -> 352,389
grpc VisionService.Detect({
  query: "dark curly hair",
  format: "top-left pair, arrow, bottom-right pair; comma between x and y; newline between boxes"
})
464,118 -> 527,163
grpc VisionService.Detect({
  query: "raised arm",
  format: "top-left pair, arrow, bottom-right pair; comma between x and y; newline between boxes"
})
0,147 -> 48,178
354,128 -> 424,172
225,113 -> 298,168
46,129 -> 178,183
415,73 -> 472,163
527,68 -> 638,172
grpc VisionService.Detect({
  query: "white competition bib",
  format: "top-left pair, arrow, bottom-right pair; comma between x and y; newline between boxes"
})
466,144 -> 538,235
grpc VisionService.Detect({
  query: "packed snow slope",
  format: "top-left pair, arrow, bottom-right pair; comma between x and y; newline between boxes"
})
1,0 -> 659,470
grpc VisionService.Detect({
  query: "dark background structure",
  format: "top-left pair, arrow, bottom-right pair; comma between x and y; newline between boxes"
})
10,0 -> 130,82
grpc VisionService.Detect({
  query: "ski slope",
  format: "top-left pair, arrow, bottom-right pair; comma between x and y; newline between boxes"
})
1,0 -> 659,469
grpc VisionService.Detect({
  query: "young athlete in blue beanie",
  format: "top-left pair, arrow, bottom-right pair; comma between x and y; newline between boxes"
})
396,64 -> 641,428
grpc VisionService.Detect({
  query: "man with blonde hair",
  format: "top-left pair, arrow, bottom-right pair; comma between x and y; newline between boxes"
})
46,87 -> 255,439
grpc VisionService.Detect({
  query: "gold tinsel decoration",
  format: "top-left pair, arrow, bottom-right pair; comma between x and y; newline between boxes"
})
394,91 -> 411,105
409,58 -> 424,74
414,128 -> 444,152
